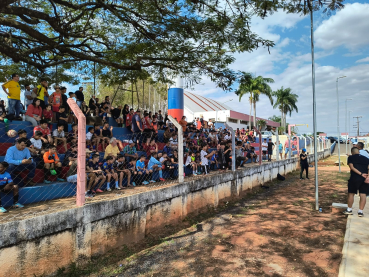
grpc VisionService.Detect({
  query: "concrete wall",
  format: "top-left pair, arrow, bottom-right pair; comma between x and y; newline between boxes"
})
0,151 -> 331,277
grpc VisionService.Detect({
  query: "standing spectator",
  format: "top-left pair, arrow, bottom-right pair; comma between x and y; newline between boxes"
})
0,162 -> 25,213
142,112 -> 153,141
86,127 -> 94,149
267,139 -> 275,162
60,87 -> 69,114
262,139 -> 268,160
42,105 -> 53,123
356,142 -> 369,159
43,145 -> 65,183
89,96 -> 98,116
5,138 -> 36,186
217,142 -> 227,170
284,138 -> 292,159
157,110 -> 164,124
200,145 -> 215,175
53,124 -> 68,153
56,105 -> 69,132
25,98 -> 42,126
185,152 -> 198,175
122,104 -> 129,127
131,110 -> 143,144
34,120 -> 53,147
49,86 -> 63,113
299,148 -> 309,180
277,140 -> 283,160
33,78 -> 48,110
68,92 -> 77,123
74,87 -> 84,108
24,84 -> 34,108
179,116 -> 187,132
0,100 -> 6,121
2,73 -> 22,120
126,108 -> 134,131
343,147 -> 369,217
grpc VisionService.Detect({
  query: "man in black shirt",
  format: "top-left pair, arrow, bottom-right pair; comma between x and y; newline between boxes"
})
75,87 -> 84,108
343,147 -> 369,217
60,87 -> 69,114
267,139 -> 274,162
299,148 -> 309,180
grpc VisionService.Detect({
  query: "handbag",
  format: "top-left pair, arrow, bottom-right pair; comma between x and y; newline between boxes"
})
31,91 -> 38,99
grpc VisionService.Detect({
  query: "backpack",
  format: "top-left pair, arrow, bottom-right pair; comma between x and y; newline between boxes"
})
277,173 -> 285,181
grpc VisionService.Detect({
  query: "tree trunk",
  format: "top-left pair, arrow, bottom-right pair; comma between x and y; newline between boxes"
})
135,81 -> 140,109
131,80 -> 134,108
253,101 -> 257,128
249,97 -> 253,129
142,79 -> 145,110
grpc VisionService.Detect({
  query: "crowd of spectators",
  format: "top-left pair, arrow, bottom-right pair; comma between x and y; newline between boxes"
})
0,73 -> 276,211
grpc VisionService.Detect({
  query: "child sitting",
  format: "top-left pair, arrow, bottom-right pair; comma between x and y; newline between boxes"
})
42,105 -> 53,123
185,151 -> 198,176
86,127 -> 94,149
113,154 -> 132,188
102,156 -> 119,191
136,155 -> 151,185
0,162 -> 24,213
43,145 -> 65,183
87,154 -> 106,193
147,152 -> 165,182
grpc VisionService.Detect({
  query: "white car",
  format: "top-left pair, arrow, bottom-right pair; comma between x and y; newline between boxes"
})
261,131 -> 273,138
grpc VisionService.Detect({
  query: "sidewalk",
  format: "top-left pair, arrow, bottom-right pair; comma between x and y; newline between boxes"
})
339,195 -> 369,277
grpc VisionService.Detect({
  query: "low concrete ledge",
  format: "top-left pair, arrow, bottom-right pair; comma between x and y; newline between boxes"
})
0,151 -> 329,277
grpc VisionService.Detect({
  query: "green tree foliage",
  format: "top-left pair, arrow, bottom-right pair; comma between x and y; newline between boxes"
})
272,86 -> 298,133
0,0 -> 277,91
235,72 -> 274,128
256,119 -> 266,130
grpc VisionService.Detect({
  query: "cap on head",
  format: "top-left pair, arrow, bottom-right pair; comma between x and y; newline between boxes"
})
302,148 -> 306,152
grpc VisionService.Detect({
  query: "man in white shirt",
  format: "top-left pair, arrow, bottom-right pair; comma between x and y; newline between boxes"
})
200,145 -> 216,175
356,142 -> 369,159
169,134 -> 178,149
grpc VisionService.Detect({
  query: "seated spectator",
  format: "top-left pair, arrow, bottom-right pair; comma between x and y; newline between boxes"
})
63,144 -> 78,167
25,98 -> 42,126
56,105 -> 69,132
163,141 -> 172,157
171,150 -> 179,167
101,122 -> 113,150
200,145 -> 216,175
235,141 -> 247,167
99,104 -> 109,123
125,158 -> 137,186
89,96 -> 98,116
185,152 -> 198,175
113,154 -> 132,188
66,160 -> 94,198
136,155 -> 152,185
92,124 -> 102,150
42,104 -> 53,123
148,152 -> 165,181
169,134 -> 178,150
43,145 -> 65,184
163,127 -> 173,143
111,106 -> 123,127
53,124 -> 68,152
81,101 -> 90,116
87,154 -> 106,193
123,141 -> 138,160
104,137 -> 122,160
30,131 -> 45,157
68,123 -> 78,145
0,161 -> 24,213
161,154 -> 176,179
86,127 -> 94,149
246,147 -> 258,163
5,138 -> 36,186
33,121 -> 54,148
102,156 -> 119,191
14,129 -> 31,147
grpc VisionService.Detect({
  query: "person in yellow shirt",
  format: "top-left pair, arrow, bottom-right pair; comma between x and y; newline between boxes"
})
2,73 -> 22,119
32,78 -> 48,109
104,137 -> 121,160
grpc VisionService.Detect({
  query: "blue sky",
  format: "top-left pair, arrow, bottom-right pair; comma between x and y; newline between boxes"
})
192,1 -> 369,136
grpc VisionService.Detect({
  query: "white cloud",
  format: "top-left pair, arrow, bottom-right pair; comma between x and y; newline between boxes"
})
315,3 -> 369,50
356,57 -> 369,63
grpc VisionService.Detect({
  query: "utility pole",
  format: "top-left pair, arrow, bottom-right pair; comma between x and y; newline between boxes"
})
353,116 -> 362,138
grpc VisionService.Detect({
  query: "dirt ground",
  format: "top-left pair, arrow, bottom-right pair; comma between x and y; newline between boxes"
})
55,156 -> 349,277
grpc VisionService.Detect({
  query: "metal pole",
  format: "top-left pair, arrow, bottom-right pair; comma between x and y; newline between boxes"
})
345,100 -> 347,155
310,8 -> 319,211
310,137 -> 313,154
288,135 -> 291,159
225,123 -> 236,171
336,78 -> 341,173
348,110 -> 352,146
168,115 -> 184,183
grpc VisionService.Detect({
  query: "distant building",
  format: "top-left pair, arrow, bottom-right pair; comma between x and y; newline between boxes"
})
183,91 -> 279,130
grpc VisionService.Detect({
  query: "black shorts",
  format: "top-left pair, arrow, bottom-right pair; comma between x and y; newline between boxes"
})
348,180 -> 369,194
262,150 -> 267,155
268,150 -> 272,155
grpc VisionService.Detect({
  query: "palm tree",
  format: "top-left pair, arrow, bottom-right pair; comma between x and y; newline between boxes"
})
273,87 -> 299,133
235,72 -> 274,128
257,119 -> 266,131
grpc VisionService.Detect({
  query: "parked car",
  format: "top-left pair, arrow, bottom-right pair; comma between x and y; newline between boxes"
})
327,136 -> 337,143
261,131 -> 273,138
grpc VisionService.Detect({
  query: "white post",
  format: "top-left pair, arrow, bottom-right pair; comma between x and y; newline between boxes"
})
225,123 -> 236,171
168,115 -> 184,183
288,134 -> 291,159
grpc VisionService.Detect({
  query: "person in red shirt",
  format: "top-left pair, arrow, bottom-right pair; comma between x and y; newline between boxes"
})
49,87 -> 63,113
43,145 -> 65,183
25,98 -> 42,126
143,112 -> 153,141
42,104 -> 53,123
125,108 -> 134,131
34,119 -> 53,146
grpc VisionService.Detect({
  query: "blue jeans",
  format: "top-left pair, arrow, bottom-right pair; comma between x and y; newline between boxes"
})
8,162 -> 36,181
76,101 -> 82,108
8,99 -> 21,117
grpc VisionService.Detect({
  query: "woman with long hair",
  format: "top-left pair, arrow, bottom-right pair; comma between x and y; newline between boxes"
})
25,98 -> 42,126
